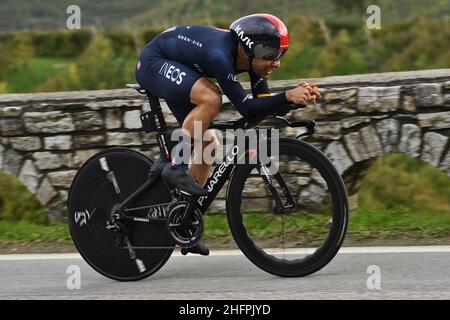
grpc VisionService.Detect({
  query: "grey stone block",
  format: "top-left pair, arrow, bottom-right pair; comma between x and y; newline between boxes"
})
44,135 -> 72,150
0,119 -> 24,136
341,116 -> 371,129
73,111 -> 104,131
344,132 -> 370,162
324,141 -> 353,174
398,124 -> 422,157
415,83 -> 444,107
360,125 -> 383,157
418,112 -> 450,130
105,109 -> 122,129
24,111 -> 75,133
10,137 -> 42,151
36,178 -> 58,206
33,152 -> 63,170
358,86 -> 400,112
421,132 -> 449,167
124,110 -> 143,129
18,160 -> 42,193
376,118 -> 400,153
106,132 -> 142,146
3,149 -> 23,176
47,170 -> 77,188
2,106 -> 23,117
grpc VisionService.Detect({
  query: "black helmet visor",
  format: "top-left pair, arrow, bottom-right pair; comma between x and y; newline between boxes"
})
254,45 -> 287,61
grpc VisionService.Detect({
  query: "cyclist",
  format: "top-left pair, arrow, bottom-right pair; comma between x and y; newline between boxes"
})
135,13 -> 321,255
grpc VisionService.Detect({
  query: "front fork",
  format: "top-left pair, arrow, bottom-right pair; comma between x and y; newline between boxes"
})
256,129 -> 296,214
259,162 -> 296,214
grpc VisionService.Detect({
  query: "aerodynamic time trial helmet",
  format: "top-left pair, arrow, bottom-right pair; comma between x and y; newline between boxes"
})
229,13 -> 290,61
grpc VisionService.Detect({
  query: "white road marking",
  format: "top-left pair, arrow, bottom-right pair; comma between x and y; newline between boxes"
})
0,253 -> 82,261
1,246 -> 450,261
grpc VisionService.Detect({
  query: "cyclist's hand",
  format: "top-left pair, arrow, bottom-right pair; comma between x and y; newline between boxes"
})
286,82 -> 321,105
299,81 -> 321,104
285,85 -> 309,105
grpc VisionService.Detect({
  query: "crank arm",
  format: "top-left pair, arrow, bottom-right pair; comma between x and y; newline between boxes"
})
179,196 -> 199,229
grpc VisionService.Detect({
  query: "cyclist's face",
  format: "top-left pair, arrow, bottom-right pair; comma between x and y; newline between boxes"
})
252,58 -> 281,78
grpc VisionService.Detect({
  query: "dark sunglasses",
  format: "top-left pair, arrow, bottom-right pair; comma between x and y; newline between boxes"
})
254,45 -> 287,61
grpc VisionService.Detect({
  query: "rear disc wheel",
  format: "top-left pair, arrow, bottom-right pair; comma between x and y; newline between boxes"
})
68,148 -> 174,281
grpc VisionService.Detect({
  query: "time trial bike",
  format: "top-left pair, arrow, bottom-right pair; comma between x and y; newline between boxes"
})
67,84 -> 349,281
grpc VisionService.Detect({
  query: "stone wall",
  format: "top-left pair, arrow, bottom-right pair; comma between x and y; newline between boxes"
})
0,69 -> 449,222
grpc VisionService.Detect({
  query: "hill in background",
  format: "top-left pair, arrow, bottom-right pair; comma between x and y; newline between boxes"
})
0,0 -> 448,93
0,0 -> 449,31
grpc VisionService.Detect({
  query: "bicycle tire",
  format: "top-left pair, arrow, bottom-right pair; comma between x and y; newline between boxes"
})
226,138 -> 348,277
68,147 -> 174,281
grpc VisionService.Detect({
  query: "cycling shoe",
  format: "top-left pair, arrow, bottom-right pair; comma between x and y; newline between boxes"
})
181,240 -> 210,256
162,164 -> 208,196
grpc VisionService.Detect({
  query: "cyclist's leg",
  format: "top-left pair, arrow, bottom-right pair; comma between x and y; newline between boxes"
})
136,54 -> 222,186
164,100 -> 196,126
185,78 -> 223,186
164,100 -> 219,186
135,54 -> 202,106
136,50 -> 212,255
190,129 -> 220,187
136,54 -> 208,194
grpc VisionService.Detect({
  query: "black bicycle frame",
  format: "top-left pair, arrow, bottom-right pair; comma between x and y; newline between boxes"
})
114,92 -> 244,219
116,90 -> 311,220
196,139 -> 243,213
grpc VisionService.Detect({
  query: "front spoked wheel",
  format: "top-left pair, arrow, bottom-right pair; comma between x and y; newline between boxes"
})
68,148 -> 174,281
227,138 -> 348,277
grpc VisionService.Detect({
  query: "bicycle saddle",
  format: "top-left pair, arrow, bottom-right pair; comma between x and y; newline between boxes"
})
126,83 -> 147,94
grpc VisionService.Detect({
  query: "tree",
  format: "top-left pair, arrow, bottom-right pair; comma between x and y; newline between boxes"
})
0,34 -> 34,81
307,29 -> 367,77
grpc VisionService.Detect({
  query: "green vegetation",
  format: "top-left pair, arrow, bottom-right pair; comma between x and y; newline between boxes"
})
0,33 -> 34,92
358,153 -> 450,213
349,153 -> 450,241
349,206 -> 450,241
0,1 -> 448,93
36,34 -> 137,92
125,0 -> 450,29
0,220 -> 70,244
1,0 -> 449,31
5,57 -> 71,93
203,212 -> 332,246
0,173 -> 48,224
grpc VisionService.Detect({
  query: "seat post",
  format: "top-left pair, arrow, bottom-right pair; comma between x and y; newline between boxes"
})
146,93 -> 167,132
144,93 -> 174,160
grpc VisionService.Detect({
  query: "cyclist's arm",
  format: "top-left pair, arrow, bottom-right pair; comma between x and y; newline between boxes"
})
211,53 -> 288,117
249,69 -> 270,99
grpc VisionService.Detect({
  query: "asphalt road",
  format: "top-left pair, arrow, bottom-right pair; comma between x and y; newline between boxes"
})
1,246 -> 450,300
